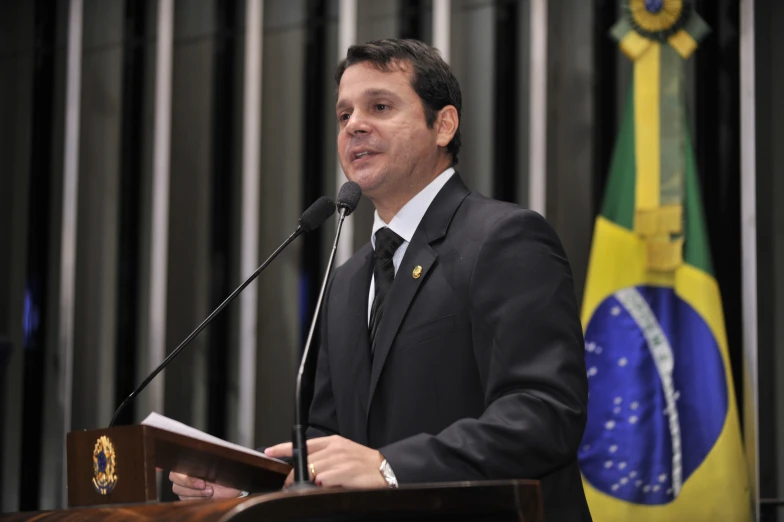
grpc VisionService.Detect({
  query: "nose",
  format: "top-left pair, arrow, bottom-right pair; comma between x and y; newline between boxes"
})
345,110 -> 370,136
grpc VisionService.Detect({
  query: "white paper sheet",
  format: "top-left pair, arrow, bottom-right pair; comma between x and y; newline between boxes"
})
141,412 -> 284,463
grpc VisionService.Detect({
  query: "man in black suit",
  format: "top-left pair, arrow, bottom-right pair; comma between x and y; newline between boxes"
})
172,38 -> 590,521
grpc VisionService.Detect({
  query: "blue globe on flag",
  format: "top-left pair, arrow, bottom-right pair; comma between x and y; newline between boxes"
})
578,285 -> 727,505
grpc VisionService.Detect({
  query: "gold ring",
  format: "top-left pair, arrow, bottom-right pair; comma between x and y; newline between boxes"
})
309,463 -> 317,479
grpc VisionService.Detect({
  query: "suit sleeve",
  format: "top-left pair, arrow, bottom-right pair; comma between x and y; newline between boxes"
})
306,274 -> 340,439
379,209 -> 588,481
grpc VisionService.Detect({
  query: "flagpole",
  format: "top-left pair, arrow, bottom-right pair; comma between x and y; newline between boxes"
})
739,0 -> 759,518
432,0 -> 451,64
528,0 -> 547,217
335,0 -> 357,267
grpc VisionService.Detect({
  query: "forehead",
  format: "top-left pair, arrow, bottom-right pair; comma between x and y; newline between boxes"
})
337,61 -> 415,100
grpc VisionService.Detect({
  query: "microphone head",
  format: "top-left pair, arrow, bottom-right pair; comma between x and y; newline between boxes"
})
336,181 -> 362,216
299,196 -> 336,232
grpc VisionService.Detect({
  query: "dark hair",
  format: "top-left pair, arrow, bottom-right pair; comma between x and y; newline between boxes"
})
335,39 -> 462,165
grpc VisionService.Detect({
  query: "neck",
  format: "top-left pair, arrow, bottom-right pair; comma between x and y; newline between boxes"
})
373,157 -> 452,223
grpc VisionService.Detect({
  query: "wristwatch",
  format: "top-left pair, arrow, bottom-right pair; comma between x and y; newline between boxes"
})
379,459 -> 399,488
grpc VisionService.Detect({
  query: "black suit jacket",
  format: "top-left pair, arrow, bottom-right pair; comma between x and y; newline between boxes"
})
308,174 -> 592,521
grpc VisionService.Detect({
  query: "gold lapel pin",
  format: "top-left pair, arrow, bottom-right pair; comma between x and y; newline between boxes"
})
412,266 -> 423,279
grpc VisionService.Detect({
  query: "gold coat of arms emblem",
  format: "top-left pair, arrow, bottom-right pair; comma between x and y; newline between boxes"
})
92,435 -> 118,495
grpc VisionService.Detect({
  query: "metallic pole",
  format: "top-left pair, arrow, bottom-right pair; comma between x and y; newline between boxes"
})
739,0 -> 759,519
528,0 -> 547,216
237,0 -> 264,448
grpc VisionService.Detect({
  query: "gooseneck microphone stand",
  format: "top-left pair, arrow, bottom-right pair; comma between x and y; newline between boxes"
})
290,183 -> 360,489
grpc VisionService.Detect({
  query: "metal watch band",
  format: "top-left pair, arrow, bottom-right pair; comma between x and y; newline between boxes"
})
379,458 -> 399,488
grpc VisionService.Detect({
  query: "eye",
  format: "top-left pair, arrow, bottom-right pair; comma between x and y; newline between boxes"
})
374,104 -> 388,112
338,112 -> 351,123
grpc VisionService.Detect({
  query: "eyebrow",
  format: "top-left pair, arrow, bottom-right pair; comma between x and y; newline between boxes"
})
336,88 -> 399,112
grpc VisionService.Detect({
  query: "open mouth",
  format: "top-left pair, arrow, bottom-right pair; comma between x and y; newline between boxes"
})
352,150 -> 377,163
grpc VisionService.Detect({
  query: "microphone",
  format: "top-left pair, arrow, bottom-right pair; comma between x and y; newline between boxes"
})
108,196 -> 336,428
291,181 -> 361,488
336,181 -> 362,217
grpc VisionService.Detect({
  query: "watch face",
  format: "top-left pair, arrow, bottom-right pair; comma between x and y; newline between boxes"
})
380,461 -> 397,487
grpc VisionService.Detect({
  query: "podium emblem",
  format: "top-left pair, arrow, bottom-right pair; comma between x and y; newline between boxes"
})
92,435 -> 118,495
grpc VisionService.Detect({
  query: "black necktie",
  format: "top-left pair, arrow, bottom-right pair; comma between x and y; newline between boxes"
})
369,227 -> 404,355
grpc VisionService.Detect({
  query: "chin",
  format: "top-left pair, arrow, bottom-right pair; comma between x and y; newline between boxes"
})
345,169 -> 386,197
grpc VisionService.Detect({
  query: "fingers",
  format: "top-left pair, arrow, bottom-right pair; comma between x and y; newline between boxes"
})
264,442 -> 293,458
264,435 -> 335,458
169,471 -> 206,490
281,462 -> 319,486
306,436 -> 335,454
172,482 -> 213,500
308,455 -> 345,481
169,472 -> 214,501
280,457 -> 331,488
302,437 -> 386,489
168,472 -> 244,501
210,484 -> 244,499
272,435 -> 375,490
315,465 -> 386,489
283,469 -> 295,488
312,466 -> 344,488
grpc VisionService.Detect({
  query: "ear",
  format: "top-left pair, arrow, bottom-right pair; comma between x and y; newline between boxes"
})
435,105 -> 459,148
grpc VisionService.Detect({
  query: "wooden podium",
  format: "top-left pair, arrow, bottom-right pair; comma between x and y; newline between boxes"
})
65,425 -> 291,506
0,425 -> 544,521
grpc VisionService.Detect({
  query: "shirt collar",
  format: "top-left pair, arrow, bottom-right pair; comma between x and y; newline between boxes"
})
371,167 -> 456,249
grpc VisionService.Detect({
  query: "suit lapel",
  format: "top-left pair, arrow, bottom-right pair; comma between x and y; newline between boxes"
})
367,240 -> 436,408
366,173 -> 471,410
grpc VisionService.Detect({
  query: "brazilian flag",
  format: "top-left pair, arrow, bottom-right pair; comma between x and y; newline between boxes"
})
577,80 -> 752,521
579,3 -> 751,519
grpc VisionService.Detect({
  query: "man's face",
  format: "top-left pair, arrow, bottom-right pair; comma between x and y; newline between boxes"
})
336,61 -> 440,202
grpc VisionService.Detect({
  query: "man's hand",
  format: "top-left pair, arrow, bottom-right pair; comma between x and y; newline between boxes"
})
265,435 -> 386,489
169,471 -> 243,501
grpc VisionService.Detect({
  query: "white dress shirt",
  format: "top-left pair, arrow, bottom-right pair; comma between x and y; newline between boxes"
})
368,167 -> 456,324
